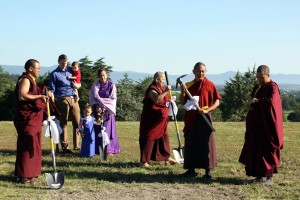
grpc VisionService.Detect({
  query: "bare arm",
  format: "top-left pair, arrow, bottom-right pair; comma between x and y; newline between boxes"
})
68,76 -> 77,80
148,85 -> 171,104
18,78 -> 47,102
202,99 -> 220,114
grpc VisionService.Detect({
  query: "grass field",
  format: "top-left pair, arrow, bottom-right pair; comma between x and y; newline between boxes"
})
0,121 -> 299,200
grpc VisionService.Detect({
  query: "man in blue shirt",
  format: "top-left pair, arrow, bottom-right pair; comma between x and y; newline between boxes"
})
49,54 -> 81,153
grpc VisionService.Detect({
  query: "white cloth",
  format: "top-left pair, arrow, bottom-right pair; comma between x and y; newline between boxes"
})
43,116 -> 60,144
184,96 -> 199,111
98,126 -> 110,147
166,96 -> 178,120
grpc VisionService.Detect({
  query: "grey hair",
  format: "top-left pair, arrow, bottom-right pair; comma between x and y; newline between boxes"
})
153,71 -> 164,81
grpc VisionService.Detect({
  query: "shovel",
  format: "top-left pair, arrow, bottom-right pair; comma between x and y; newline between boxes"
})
45,88 -> 64,189
165,71 -> 184,164
97,123 -> 107,161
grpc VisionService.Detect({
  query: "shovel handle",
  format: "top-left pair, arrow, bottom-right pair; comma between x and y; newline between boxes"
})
46,88 -> 51,118
45,88 -> 57,171
165,71 -> 183,149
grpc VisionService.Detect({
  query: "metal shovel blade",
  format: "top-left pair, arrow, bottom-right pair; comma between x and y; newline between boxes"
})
99,145 -> 107,161
45,171 -> 64,189
173,148 -> 184,164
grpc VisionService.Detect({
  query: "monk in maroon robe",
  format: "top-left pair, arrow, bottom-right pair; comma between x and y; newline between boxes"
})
14,59 -> 47,184
239,65 -> 283,185
139,72 -> 177,167
180,62 -> 221,178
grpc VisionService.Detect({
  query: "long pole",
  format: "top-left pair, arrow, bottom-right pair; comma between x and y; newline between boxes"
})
178,79 -> 216,132
164,71 -> 183,157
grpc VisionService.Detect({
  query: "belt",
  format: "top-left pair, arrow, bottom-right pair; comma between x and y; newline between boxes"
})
57,96 -> 74,99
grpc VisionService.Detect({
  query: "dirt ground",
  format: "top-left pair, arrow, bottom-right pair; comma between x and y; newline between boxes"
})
48,183 -> 241,200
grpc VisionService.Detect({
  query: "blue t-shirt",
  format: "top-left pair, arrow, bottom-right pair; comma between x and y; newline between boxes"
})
49,66 -> 74,97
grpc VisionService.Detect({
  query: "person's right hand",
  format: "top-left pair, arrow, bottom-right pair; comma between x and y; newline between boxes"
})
165,85 -> 172,92
41,95 -> 48,103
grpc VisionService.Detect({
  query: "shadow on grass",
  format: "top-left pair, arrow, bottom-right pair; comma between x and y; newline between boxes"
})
42,160 -> 247,185
0,149 -> 16,156
63,169 -> 248,185
0,148 -> 63,156
2,148 -> 247,185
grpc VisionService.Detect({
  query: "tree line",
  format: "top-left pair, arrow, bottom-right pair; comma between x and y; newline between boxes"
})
1,57 -> 300,122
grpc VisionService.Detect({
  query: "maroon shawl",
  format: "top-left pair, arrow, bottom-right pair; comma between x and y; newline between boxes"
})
239,80 -> 284,176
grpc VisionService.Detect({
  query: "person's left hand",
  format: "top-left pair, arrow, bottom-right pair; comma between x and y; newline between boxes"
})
198,108 -> 205,115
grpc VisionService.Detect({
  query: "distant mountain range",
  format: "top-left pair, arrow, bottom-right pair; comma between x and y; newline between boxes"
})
1,65 -> 300,90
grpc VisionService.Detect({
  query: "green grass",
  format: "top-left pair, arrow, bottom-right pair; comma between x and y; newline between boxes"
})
0,121 -> 299,199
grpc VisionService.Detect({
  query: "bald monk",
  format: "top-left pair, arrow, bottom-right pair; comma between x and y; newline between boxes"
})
239,65 -> 284,185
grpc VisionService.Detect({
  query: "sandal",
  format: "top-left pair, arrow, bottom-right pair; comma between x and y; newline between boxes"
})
166,158 -> 177,165
16,177 -> 34,184
140,162 -> 150,168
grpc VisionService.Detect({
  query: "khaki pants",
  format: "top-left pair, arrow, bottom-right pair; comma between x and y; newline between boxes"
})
55,96 -> 81,150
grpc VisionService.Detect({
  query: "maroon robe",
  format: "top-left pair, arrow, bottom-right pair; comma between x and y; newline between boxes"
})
239,81 -> 283,177
139,83 -> 170,163
183,78 -> 221,170
14,73 -> 45,178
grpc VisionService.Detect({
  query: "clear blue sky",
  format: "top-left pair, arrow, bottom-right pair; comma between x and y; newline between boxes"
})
1,1 -> 299,75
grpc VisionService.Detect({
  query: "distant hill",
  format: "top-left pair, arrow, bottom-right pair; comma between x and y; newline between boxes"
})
1,64 -> 56,76
1,65 -> 300,90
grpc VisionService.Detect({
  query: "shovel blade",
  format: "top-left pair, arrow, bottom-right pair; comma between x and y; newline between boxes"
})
173,148 -> 184,164
99,145 -> 107,161
45,171 -> 64,189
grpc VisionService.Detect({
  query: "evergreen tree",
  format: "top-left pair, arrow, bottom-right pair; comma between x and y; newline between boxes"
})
220,67 -> 257,121
116,73 -> 142,121
0,66 -> 16,120
0,67 -> 15,97
77,56 -> 96,111
287,103 -> 300,122
134,76 -> 153,104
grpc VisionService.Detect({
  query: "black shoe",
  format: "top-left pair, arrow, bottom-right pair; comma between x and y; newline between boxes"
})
62,149 -> 73,154
204,169 -> 212,179
181,169 -> 197,177
204,173 -> 212,179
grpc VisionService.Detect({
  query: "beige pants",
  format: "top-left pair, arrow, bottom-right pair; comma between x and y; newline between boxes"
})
55,96 -> 81,150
